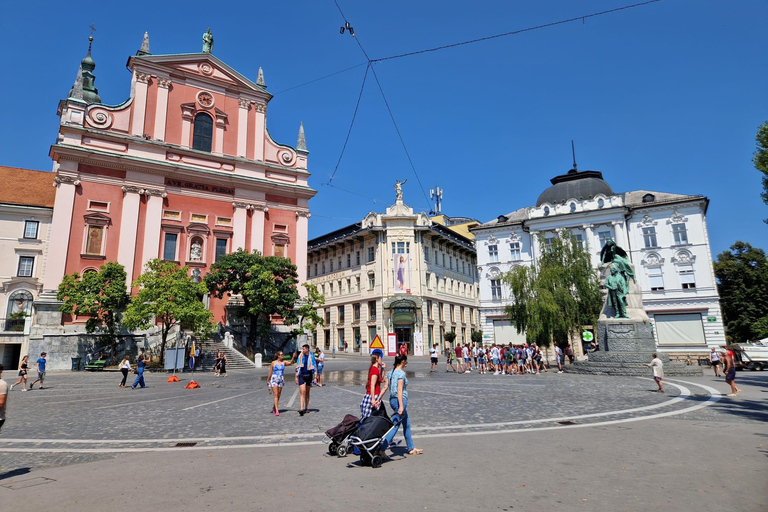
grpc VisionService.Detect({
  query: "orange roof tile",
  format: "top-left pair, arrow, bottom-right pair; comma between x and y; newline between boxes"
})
0,166 -> 56,208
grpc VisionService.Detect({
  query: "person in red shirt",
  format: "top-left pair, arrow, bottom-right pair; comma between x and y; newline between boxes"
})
361,350 -> 388,419
454,345 -> 464,373
723,348 -> 740,396
399,343 -> 408,356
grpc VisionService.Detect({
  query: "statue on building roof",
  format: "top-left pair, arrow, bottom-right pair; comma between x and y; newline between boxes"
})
202,27 -> 214,54
395,179 -> 407,202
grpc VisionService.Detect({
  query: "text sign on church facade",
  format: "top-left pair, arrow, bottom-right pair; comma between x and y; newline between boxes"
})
164,178 -> 235,196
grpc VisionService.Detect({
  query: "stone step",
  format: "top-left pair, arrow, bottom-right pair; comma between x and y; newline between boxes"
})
567,361 -> 703,376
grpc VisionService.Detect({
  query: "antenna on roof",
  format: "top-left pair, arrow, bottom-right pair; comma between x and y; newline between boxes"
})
571,140 -> 578,171
430,186 -> 443,215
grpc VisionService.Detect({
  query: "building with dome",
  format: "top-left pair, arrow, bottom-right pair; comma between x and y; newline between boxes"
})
472,167 -> 725,360
28,31 -> 315,368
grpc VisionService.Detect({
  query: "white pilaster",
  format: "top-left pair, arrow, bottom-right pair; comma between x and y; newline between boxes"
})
215,115 -> 226,154
296,211 -> 311,296
153,78 -> 171,141
232,203 -> 248,251
130,72 -> 150,136
141,192 -> 164,267
117,187 -> 142,289
237,98 -> 249,157
42,176 -> 78,292
250,205 -> 267,254
253,102 -> 266,161
181,104 -> 194,148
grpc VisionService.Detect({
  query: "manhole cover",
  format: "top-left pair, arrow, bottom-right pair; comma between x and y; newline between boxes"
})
174,442 -> 198,447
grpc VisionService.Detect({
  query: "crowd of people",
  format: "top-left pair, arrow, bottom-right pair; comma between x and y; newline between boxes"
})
435,342 -> 573,375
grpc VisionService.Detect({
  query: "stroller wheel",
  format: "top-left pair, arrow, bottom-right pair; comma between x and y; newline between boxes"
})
336,445 -> 348,457
328,442 -> 338,455
371,455 -> 382,468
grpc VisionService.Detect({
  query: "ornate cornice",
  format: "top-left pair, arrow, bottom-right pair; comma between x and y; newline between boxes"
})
238,98 -> 251,109
136,72 -> 151,84
54,176 -> 80,186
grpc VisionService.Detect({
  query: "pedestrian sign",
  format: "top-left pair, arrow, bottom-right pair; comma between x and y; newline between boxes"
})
582,331 -> 594,342
370,334 -> 385,350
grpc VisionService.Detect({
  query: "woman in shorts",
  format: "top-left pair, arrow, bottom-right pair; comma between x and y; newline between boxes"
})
267,351 -> 292,416
10,355 -> 29,391
314,347 -> 325,386
478,347 -> 487,374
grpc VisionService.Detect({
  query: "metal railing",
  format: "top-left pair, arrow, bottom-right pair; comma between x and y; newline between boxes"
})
0,318 -> 27,332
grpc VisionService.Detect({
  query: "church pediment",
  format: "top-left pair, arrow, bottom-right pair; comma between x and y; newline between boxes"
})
129,54 -> 270,97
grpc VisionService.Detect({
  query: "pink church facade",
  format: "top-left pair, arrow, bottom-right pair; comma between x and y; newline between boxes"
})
44,33 -> 315,325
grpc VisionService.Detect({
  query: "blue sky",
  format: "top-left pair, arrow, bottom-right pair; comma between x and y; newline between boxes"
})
1,0 -> 765,256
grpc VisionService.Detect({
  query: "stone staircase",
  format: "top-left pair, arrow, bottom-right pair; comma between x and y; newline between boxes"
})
568,352 -> 703,376
194,338 -> 256,371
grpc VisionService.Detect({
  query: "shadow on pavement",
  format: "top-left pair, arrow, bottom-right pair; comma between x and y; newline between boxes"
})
0,468 -> 31,481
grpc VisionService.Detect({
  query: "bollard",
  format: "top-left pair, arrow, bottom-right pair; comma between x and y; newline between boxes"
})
254,353 -> 262,368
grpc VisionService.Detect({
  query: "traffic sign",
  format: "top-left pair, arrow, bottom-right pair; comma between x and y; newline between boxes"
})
370,334 -> 385,350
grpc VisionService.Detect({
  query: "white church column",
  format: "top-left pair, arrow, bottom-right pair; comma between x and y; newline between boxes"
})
249,205 -> 267,254
252,102 -> 266,161
42,174 -> 78,292
237,98 -> 250,157
296,210 -> 311,295
118,186 -> 142,289
232,202 -> 249,251
130,72 -> 150,136
141,191 -> 165,267
153,77 -> 172,141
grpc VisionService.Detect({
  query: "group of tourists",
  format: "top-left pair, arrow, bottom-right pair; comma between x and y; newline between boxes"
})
434,342 -> 573,375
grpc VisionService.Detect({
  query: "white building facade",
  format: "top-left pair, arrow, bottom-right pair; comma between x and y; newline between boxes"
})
307,192 -> 479,355
473,168 -> 725,359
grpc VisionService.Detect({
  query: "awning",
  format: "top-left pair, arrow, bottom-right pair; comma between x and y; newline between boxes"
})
382,296 -> 423,310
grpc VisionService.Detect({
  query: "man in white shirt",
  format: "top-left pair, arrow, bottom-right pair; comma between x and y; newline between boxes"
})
490,344 -> 501,374
643,353 -> 664,392
555,345 -> 564,373
471,344 -> 479,371
462,344 -> 472,373
0,363 -> 8,431
430,344 -> 439,372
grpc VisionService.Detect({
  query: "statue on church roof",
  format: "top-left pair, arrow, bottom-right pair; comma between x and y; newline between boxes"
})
395,179 -> 407,202
202,27 -> 214,54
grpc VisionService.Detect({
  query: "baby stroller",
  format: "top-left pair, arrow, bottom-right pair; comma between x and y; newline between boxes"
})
324,414 -> 360,457
348,414 -> 402,468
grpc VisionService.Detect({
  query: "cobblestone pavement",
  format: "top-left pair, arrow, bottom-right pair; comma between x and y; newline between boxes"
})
2,355 -> 762,475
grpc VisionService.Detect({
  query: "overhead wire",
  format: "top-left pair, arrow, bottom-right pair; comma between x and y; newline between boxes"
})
372,0 -> 663,63
272,62 -> 367,95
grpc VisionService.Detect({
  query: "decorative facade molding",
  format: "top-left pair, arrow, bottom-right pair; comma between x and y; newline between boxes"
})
253,102 -> 267,114
252,204 -> 269,213
668,209 -> 688,224
144,188 -> 167,198
641,252 -> 664,267
232,201 -> 251,209
135,72 -> 151,84
671,249 -> 696,265
296,210 -> 311,219
237,98 -> 250,109
121,185 -> 143,195
196,90 -> 215,109
54,176 -> 80,186
157,77 -> 172,89
639,214 -> 657,227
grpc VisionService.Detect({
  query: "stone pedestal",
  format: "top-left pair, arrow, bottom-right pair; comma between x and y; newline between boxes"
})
570,319 -> 702,376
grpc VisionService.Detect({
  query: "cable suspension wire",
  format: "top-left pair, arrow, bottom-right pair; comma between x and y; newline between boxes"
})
272,62 -> 367,95
369,65 -> 431,208
323,182 -> 388,204
327,62 -> 371,185
372,0 -> 663,62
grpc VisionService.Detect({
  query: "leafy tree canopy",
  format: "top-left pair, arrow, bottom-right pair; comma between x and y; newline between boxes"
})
504,233 -> 601,347
57,261 -> 129,358
205,250 -> 300,344
714,241 -> 768,342
753,120 -> 768,222
123,259 -> 214,363
292,283 -> 325,338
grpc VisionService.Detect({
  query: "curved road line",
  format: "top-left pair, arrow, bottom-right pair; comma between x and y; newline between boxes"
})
0,378 -> 721,453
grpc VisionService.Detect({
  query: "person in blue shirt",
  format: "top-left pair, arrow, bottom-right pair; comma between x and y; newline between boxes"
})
131,351 -> 148,389
294,344 -> 317,416
29,352 -> 47,390
384,354 -> 423,455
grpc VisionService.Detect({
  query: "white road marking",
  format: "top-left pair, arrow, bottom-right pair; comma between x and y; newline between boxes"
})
286,387 -> 300,408
92,391 -> 217,410
0,379 -> 721,452
331,386 -> 364,397
181,390 -> 259,411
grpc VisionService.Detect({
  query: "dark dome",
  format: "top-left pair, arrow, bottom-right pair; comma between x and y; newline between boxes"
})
535,169 -> 613,206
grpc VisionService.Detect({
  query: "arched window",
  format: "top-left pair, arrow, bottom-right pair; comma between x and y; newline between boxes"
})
192,113 -> 213,152
6,289 -> 33,318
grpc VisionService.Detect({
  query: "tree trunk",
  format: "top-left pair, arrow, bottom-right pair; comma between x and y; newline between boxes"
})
160,324 -> 169,365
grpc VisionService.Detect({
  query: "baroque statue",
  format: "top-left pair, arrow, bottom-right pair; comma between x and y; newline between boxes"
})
599,239 -> 645,320
394,179 -> 407,201
202,28 -> 214,53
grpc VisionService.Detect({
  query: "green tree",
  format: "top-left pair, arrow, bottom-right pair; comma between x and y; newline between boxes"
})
504,233 -> 601,348
470,330 -> 483,345
205,249 -> 300,347
753,120 -> 768,222
123,259 -> 214,364
292,283 -> 325,340
714,241 -> 768,342
57,261 -> 129,360
444,330 -> 457,347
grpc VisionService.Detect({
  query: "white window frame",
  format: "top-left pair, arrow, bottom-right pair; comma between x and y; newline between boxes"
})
23,220 -> 39,240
